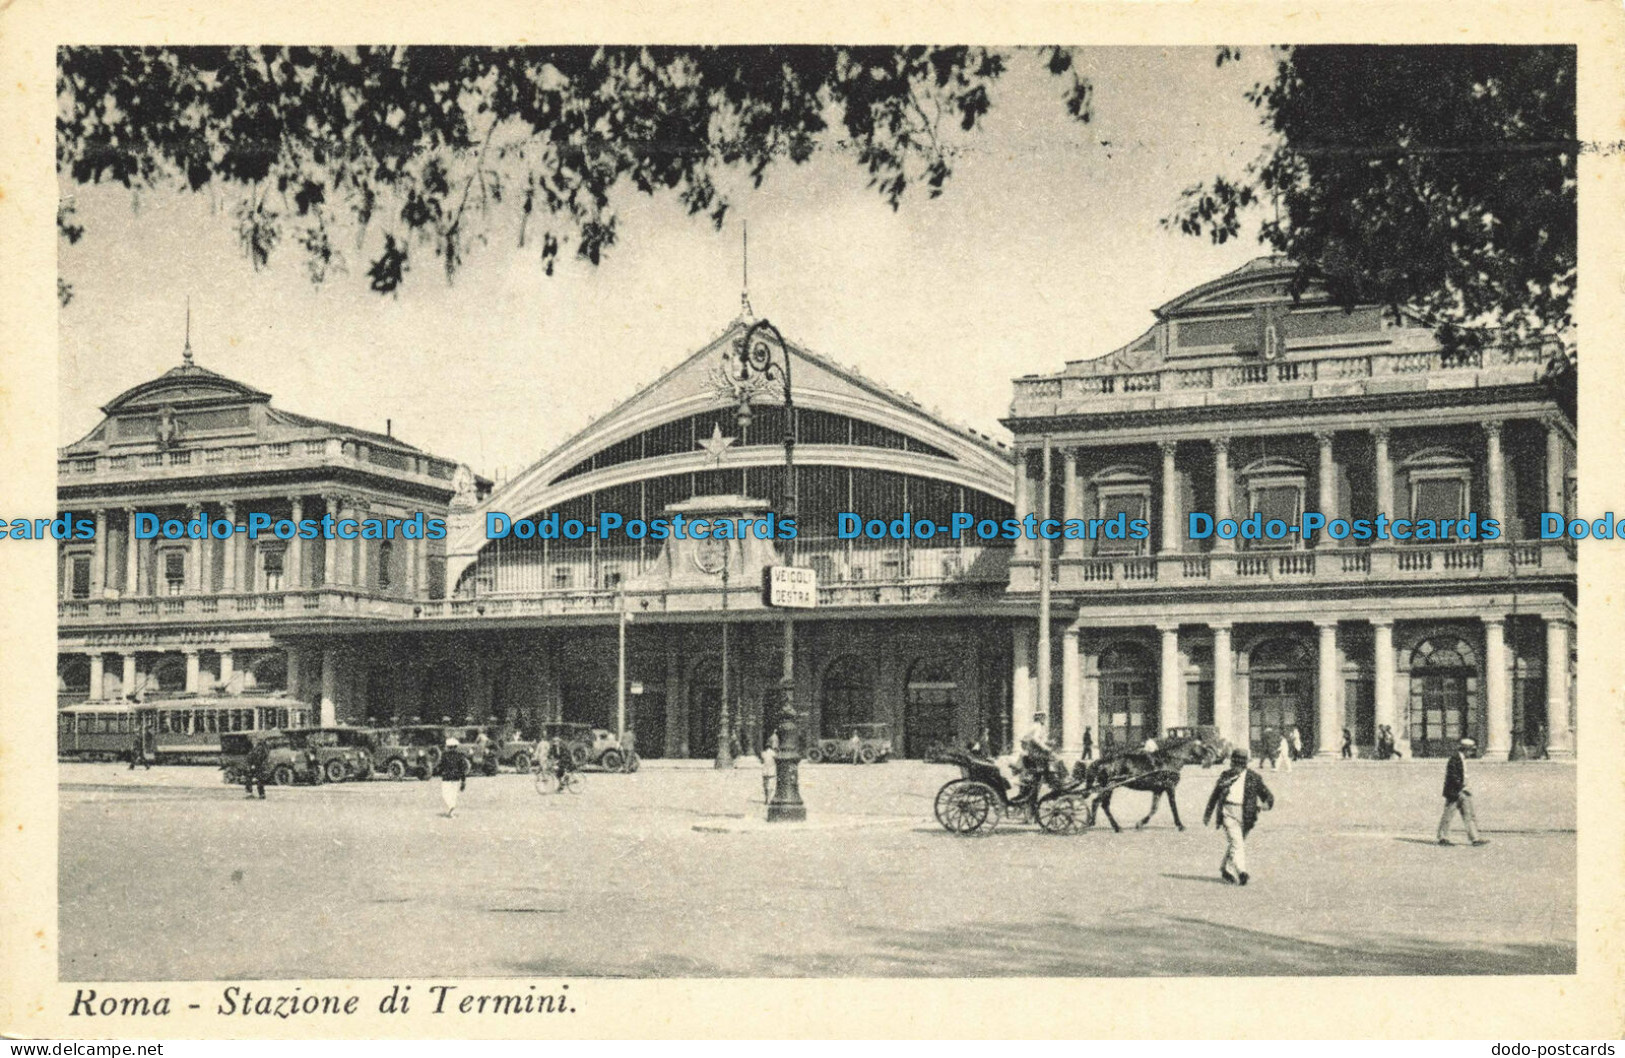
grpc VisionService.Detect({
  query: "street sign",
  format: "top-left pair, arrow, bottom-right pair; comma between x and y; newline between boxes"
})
762,565 -> 818,608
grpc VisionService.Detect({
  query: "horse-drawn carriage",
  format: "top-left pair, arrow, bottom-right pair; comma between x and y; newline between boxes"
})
931,730 -> 1223,836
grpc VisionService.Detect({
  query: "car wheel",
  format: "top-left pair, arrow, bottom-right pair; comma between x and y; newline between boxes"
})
385,758 -> 407,781
807,745 -> 825,764
858,744 -> 879,765
599,749 -> 624,772
511,751 -> 531,773
570,745 -> 588,768
324,759 -> 347,783
271,765 -> 294,786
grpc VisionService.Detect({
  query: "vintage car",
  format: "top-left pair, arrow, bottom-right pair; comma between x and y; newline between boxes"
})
284,727 -> 371,783
366,727 -> 437,780
538,722 -> 634,771
449,725 -> 539,774
805,723 -> 894,764
220,731 -> 319,786
1161,725 -> 1231,767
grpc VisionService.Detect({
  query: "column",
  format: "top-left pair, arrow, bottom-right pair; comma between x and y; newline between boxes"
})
415,537 -> 429,597
222,502 -> 238,592
1545,618 -> 1572,757
188,504 -> 203,592
1158,624 -> 1181,731
183,649 -> 200,694
324,496 -> 340,587
1373,620 -> 1397,749
91,509 -> 107,595
1212,438 -> 1233,552
1060,626 -> 1082,758
286,648 -> 303,702
351,501 -> 368,588
121,654 -> 136,698
287,498 -> 304,589
1012,450 -> 1031,561
1212,623 -> 1237,749
320,648 -> 338,726
219,649 -> 236,696
1315,431 -> 1336,546
1316,620 -> 1340,755
1483,421 -> 1506,529
88,652 -> 104,701
1062,449 -> 1080,557
1373,427 -> 1394,518
1483,617 -> 1511,760
1544,417 -> 1567,517
123,508 -> 140,596
1012,622 -> 1034,744
404,526 -> 418,596
1159,441 -> 1179,553
664,647 -> 685,757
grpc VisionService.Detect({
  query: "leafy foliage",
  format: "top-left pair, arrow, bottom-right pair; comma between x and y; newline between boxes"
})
1172,45 -> 1577,362
59,46 -> 1085,295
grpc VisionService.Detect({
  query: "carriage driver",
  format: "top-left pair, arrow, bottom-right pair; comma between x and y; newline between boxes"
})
1017,713 -> 1057,798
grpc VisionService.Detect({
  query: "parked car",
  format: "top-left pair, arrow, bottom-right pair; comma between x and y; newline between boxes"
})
1162,725 -> 1230,767
448,724 -> 539,774
394,724 -> 455,776
806,723 -> 894,764
220,731 -> 318,786
366,727 -> 437,780
538,722 -> 633,771
284,727 -> 370,783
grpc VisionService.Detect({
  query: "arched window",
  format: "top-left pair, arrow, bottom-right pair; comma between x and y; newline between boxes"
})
820,654 -> 874,738
1247,638 -> 1313,754
903,657 -> 958,758
1097,641 -> 1155,752
1408,635 -> 1481,756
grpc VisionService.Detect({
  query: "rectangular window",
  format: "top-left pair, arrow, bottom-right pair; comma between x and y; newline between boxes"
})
71,555 -> 91,600
1096,491 -> 1149,556
1412,477 -> 1466,523
1249,483 -> 1304,550
552,566 -> 572,589
377,542 -> 393,591
262,548 -> 284,591
164,552 -> 186,595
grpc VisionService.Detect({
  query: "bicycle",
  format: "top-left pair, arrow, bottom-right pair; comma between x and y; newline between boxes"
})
532,760 -> 582,796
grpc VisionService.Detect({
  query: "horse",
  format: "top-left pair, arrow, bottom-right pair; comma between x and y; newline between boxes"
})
1072,732 -> 1224,832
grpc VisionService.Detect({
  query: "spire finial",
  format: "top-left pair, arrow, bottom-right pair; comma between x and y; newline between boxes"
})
740,219 -> 753,318
183,297 -> 194,367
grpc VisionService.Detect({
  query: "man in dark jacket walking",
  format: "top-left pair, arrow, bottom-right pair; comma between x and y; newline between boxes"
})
1437,737 -> 1489,846
242,738 -> 269,799
1203,748 -> 1275,885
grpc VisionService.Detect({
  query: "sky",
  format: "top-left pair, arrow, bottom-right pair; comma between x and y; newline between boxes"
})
58,46 -> 1276,482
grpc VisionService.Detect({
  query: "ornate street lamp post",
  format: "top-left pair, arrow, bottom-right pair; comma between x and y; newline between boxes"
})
732,319 -> 805,822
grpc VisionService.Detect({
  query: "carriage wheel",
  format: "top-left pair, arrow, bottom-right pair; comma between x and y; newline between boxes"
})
1038,794 -> 1091,835
934,779 -> 998,835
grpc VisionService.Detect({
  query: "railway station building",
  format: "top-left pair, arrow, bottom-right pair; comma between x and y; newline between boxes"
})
56,258 -> 1579,761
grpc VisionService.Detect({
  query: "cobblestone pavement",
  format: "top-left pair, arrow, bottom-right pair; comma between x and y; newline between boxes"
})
58,757 -> 1575,979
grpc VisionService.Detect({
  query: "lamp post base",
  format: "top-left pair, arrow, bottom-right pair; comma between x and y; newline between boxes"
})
766,745 -> 805,822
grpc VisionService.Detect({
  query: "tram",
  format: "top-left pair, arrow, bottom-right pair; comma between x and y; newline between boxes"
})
58,697 -> 313,763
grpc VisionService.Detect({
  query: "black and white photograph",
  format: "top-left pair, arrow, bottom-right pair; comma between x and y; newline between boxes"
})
4,0 -> 1624,1042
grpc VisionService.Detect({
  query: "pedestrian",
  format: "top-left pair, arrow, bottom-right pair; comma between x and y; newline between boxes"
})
1081,726 -> 1094,762
620,729 -> 637,771
128,729 -> 145,771
1340,727 -> 1353,760
437,737 -> 471,818
1437,737 -> 1489,846
242,738 -> 269,800
1202,748 -> 1275,886
1531,723 -> 1550,761
1288,726 -> 1303,761
1264,727 -> 1281,770
759,742 -> 777,803
847,729 -> 864,764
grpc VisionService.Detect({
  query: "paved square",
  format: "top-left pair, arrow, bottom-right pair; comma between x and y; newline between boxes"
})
59,758 -> 1574,979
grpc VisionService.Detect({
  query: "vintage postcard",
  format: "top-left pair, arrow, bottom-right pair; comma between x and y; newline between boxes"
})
2,0 -> 1623,1041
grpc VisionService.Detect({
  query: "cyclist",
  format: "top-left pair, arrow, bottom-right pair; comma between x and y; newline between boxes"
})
549,736 -> 577,793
